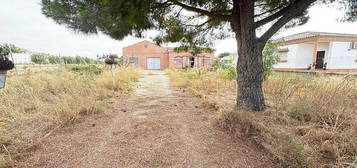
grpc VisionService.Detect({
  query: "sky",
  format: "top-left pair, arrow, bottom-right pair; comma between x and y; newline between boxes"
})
0,0 -> 357,58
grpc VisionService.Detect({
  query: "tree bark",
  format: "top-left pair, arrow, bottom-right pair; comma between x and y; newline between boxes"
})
233,0 -> 266,111
235,35 -> 265,111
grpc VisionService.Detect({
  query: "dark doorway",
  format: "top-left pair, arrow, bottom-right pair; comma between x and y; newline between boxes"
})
315,51 -> 325,69
189,57 -> 195,68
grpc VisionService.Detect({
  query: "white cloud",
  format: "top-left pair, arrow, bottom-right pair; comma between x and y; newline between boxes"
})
0,0 -> 356,58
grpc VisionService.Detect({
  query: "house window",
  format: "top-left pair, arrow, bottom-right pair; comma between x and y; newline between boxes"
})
174,56 -> 183,64
129,57 -> 138,65
203,56 -> 210,65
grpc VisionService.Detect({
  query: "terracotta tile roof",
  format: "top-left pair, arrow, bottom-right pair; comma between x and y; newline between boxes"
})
282,31 -> 357,42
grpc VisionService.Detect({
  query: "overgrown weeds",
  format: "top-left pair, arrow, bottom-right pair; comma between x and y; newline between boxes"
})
0,66 -> 140,167
168,69 -> 357,168
67,65 -> 103,75
95,67 -> 141,91
167,69 -> 235,92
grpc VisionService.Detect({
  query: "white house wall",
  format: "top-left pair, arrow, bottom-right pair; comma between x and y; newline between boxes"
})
273,44 -> 297,68
294,43 -> 314,68
11,53 -> 32,64
327,42 -> 357,69
274,43 -> 313,69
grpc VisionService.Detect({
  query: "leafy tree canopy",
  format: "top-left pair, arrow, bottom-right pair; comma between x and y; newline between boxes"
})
174,45 -> 214,56
41,0 -> 356,47
0,44 -> 25,55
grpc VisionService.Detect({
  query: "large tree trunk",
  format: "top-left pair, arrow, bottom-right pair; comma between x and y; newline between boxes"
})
235,34 -> 265,111
232,0 -> 266,111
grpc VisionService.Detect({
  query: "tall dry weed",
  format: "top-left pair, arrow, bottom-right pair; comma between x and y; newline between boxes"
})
95,67 -> 141,91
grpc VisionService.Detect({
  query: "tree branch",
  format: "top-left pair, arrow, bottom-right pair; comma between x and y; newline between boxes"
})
181,19 -> 211,28
254,5 -> 286,18
212,9 -> 233,14
152,1 -> 173,9
229,0 -> 240,31
254,5 -> 290,28
168,0 -> 232,21
259,0 -> 317,43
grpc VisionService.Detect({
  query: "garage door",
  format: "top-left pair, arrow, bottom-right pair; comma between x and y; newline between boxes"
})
147,58 -> 161,70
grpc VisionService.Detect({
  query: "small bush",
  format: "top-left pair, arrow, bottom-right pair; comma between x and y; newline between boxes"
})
289,101 -> 314,122
278,134 -> 309,167
68,65 -> 103,75
31,53 -> 49,64
217,67 -> 236,80
216,110 -> 242,133
48,55 -> 62,64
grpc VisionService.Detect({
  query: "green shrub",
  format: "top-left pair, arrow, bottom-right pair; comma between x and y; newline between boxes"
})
48,55 -> 62,64
31,53 -> 100,65
62,56 -> 76,64
31,53 -> 49,64
217,67 -> 237,80
68,65 -> 103,75
263,40 -> 282,79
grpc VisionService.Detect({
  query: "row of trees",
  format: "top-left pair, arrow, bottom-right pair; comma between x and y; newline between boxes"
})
31,53 -> 101,64
0,43 -> 103,65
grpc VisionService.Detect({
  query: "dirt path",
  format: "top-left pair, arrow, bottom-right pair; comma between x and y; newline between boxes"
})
16,71 -> 277,168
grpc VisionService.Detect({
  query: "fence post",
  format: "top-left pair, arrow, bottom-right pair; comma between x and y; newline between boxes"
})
110,64 -> 116,86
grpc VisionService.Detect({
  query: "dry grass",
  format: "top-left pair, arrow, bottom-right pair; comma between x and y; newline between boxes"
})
167,69 -> 235,93
0,66 -> 140,167
168,69 -> 357,168
95,67 -> 141,91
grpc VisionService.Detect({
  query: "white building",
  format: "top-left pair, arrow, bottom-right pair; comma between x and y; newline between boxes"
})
274,32 -> 357,72
220,53 -> 238,67
10,53 -> 32,64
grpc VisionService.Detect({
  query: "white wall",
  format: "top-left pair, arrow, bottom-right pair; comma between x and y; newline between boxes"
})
327,42 -> 357,69
274,43 -> 313,69
317,42 -> 330,53
274,41 -> 357,70
274,44 -> 297,68
10,53 -> 32,64
294,43 -> 314,68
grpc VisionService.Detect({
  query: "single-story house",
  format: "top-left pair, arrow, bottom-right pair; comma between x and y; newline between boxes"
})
274,31 -> 357,72
122,40 -> 214,70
